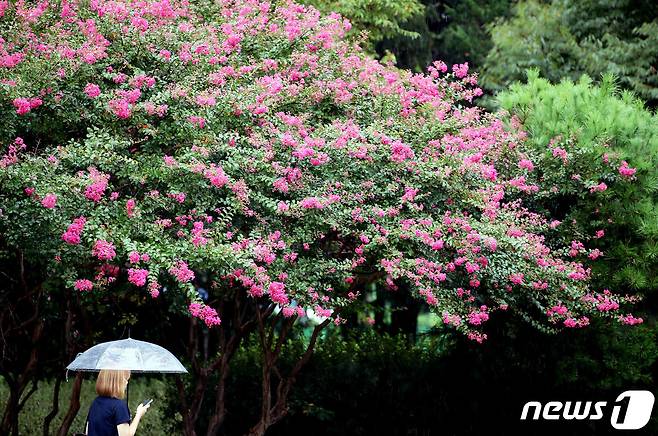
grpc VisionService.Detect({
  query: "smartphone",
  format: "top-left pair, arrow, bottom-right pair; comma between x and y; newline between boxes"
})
141,398 -> 153,407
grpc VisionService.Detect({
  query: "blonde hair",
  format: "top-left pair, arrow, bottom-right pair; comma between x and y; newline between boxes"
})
96,369 -> 130,399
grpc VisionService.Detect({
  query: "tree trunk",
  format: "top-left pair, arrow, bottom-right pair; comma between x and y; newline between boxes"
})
246,359 -> 272,436
205,358 -> 230,436
1,382 -> 20,436
245,318 -> 330,436
56,372 -> 83,436
177,371 -> 211,436
42,376 -> 62,436
0,318 -> 44,435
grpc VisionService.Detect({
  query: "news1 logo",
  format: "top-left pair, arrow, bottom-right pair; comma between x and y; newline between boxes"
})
520,390 -> 655,430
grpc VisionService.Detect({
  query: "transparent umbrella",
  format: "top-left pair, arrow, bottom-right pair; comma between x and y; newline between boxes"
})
67,338 -> 188,373
66,337 -> 187,405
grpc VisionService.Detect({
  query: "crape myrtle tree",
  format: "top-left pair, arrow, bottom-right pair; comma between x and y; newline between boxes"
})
0,1 -> 644,435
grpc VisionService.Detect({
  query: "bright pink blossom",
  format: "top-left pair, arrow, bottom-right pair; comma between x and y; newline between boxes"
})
269,281 -> 289,305
618,161 -> 637,178
13,97 -> 42,115
509,273 -> 524,285
92,240 -> 116,261
129,251 -> 141,263
128,268 -> 149,287
518,159 -> 534,171
61,216 -> 86,245
170,260 -> 195,283
189,302 -> 221,327
41,193 -> 57,208
126,199 -> 136,217
108,99 -> 132,118
74,279 -> 93,292
84,83 -> 101,98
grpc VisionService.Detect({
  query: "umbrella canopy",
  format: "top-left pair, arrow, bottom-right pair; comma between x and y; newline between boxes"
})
66,338 -> 187,373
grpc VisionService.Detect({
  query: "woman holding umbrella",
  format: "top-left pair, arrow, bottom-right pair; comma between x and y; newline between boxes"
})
67,337 -> 187,435
83,369 -> 150,436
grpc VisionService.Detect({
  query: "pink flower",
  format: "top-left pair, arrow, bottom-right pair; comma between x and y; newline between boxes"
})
117,88 -> 141,104
452,62 -> 469,78
128,251 -> 141,263
547,304 -> 568,316
84,83 -> 101,98
269,281 -> 289,305
195,95 -> 216,106
442,312 -> 462,326
390,140 -> 414,163
108,99 -> 132,118
619,314 -> 643,325
148,280 -> 160,298
618,161 -> 637,178
188,302 -> 221,327
509,273 -> 524,285
92,240 -> 116,261
61,216 -> 86,245
170,260 -> 195,283
564,316 -> 589,328
467,310 -> 489,326
85,174 -> 108,201
13,97 -> 41,115
588,249 -> 603,260
300,197 -> 324,209
552,147 -> 568,163
187,116 -> 206,128
41,193 -> 57,208
518,159 -> 534,171
596,298 -> 619,311
563,318 -> 577,327
314,305 -> 332,318
74,279 -> 93,292
481,165 -> 497,181
401,187 -> 419,203
128,268 -> 149,287
273,177 -> 289,193
484,237 -> 497,251
467,332 -> 487,343
595,230 -> 605,238
589,182 -> 607,193
126,199 -> 135,217
205,166 -> 229,188
13,98 -> 31,115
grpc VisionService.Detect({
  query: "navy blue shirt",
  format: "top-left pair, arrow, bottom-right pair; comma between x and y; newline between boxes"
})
87,396 -> 131,436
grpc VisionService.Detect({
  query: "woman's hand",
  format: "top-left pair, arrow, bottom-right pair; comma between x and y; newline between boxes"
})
135,402 -> 150,418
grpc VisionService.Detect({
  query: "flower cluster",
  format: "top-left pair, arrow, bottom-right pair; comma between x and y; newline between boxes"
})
169,261 -> 195,283
61,217 -> 86,245
92,240 -> 116,261
189,302 -> 221,327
